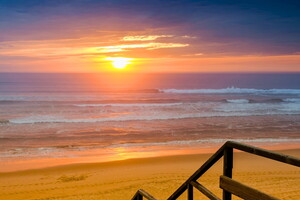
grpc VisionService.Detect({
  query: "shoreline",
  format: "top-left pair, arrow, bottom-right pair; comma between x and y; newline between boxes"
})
1,145 -> 299,174
0,148 -> 299,200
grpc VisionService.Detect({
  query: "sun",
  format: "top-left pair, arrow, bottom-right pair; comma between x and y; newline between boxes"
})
105,57 -> 132,69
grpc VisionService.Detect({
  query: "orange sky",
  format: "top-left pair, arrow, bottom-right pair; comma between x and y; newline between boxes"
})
1,1 -> 300,73
1,35 -> 300,73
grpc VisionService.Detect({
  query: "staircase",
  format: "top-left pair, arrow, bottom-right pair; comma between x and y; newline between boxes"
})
131,141 -> 300,200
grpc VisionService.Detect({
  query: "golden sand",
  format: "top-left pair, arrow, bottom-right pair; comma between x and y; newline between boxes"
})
0,149 -> 299,200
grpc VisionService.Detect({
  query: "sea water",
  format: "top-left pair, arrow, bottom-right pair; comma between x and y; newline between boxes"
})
0,73 -> 300,171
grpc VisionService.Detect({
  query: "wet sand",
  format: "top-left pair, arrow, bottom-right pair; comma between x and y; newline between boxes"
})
0,149 -> 299,200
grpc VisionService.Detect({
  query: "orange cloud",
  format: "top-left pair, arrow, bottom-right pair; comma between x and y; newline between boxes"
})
0,41 -> 190,58
96,43 -> 189,52
121,35 -> 173,41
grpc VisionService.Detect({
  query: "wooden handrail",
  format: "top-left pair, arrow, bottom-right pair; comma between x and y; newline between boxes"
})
225,141 -> 300,167
131,189 -> 158,200
190,180 -> 221,200
131,141 -> 300,200
220,175 -> 280,200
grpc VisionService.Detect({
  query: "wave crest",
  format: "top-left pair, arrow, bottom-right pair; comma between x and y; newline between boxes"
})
226,99 -> 249,104
160,87 -> 300,94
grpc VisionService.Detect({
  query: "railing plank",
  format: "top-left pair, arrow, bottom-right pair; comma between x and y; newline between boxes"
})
167,144 -> 226,200
131,189 -> 158,200
220,176 -> 280,200
131,192 -> 142,200
190,181 -> 221,200
226,141 -> 300,167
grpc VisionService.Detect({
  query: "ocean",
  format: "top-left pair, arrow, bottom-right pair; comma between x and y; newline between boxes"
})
1,73 -> 300,171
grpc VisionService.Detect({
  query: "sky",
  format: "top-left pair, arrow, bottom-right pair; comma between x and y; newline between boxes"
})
0,0 -> 300,73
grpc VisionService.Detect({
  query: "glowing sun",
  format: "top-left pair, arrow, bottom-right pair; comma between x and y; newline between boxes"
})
106,57 -> 132,69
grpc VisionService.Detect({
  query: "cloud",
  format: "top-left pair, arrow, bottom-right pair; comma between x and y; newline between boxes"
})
1,0 -> 300,56
182,53 -> 204,57
121,35 -> 173,41
96,44 -> 148,53
96,42 -> 189,52
0,41 -> 189,59
145,43 -> 189,50
181,35 -> 197,39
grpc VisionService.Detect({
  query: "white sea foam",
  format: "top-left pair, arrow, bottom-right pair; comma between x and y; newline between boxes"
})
216,104 -> 273,112
283,98 -> 300,102
0,147 -> 64,158
8,96 -> 300,124
9,111 -> 297,124
108,138 -> 300,148
75,103 -> 182,107
277,103 -> 300,112
0,94 -> 107,102
226,99 -> 249,104
3,138 -> 299,159
216,101 -> 300,113
0,96 -> 26,101
160,87 -> 300,94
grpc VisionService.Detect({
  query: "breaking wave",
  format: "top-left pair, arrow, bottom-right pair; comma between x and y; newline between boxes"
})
226,99 -> 250,104
283,98 -> 300,102
108,138 -> 300,148
75,103 -> 182,107
160,87 -> 300,94
9,111 -> 298,124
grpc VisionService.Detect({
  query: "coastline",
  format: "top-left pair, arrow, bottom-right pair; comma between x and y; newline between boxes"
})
1,141 -> 299,173
1,148 -> 299,200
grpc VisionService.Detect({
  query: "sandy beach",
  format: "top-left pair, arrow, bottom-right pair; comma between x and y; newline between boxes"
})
1,0 -> 300,199
0,148 -> 299,200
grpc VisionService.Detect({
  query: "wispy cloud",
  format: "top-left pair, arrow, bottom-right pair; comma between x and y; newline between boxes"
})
181,35 -> 197,39
121,35 -> 173,41
96,44 -> 148,53
97,43 -> 189,52
146,43 -> 189,50
0,41 -> 189,58
183,53 -> 204,57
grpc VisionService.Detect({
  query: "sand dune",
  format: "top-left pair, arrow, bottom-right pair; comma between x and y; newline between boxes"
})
0,149 -> 299,200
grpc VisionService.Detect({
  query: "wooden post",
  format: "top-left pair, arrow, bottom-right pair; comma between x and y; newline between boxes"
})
137,193 -> 143,200
188,184 -> 193,200
223,147 -> 233,200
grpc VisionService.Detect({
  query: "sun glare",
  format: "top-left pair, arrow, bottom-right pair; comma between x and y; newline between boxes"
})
106,57 -> 132,69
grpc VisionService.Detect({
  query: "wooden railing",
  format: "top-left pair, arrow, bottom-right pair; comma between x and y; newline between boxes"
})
131,141 -> 300,200
131,189 -> 158,200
